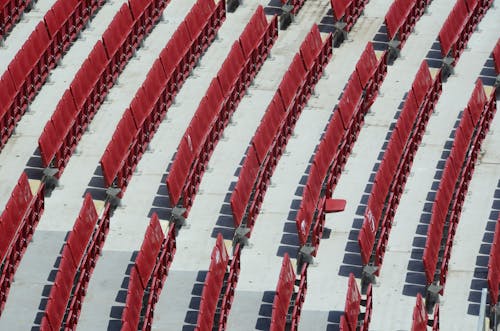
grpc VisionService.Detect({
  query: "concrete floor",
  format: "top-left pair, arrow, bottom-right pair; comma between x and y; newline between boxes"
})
0,0 -> 499,330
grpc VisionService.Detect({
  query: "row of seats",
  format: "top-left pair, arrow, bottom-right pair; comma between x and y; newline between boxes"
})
195,234 -> 236,331
0,0 -> 33,39
121,214 -> 176,331
166,5 -> 277,215
40,194 -> 110,330
39,0 -> 174,178
270,253 -> 307,331
230,24 -> 333,234
487,214 -> 500,307
340,273 -> 373,331
294,42 -> 387,255
411,293 -> 439,331
358,60 -> 442,269
0,173 -> 44,316
438,0 -> 493,64
330,0 -> 369,32
100,0 -> 225,198
0,0 -> 105,151
423,78 -> 497,295
280,0 -> 306,15
217,244 -> 241,330
384,0 -> 430,49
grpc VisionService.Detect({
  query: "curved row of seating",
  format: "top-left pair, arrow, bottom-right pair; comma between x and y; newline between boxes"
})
230,24 -> 333,235
41,193 -> 111,330
100,0 -> 225,199
121,214 -> 176,331
195,234 -> 241,331
39,0 -> 174,180
0,173 -> 44,316
270,253 -> 307,331
438,0 -> 493,65
0,0 -> 34,39
385,0 -> 430,50
423,77 -> 497,306
340,273 -> 373,331
294,42 -> 387,257
410,293 -> 439,331
0,0 -> 105,151
358,60 -> 442,272
166,5 -> 277,216
330,0 -> 369,33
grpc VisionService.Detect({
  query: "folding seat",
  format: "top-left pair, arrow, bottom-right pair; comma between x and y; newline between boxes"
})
128,0 -> 150,37
122,273 -> 144,330
300,25 -> 322,72
271,254 -> 295,331
167,138 -> 194,207
185,2 -> 209,55
44,8 -> 67,62
129,92 -> 152,143
358,219 -> 376,265
85,43 -> 110,101
385,0 -> 406,42
231,148 -> 260,227
157,53 -> 178,103
102,4 -> 134,77
28,22 -> 51,78
239,6 -> 266,60
218,43 -> 245,108
100,112 -> 136,189
144,59 -> 169,122
277,70 -> 299,116
135,216 -> 163,289
466,80 -> 486,124
171,23 -> 195,80
411,61 -> 432,108
196,0 -> 219,43
296,190 -> 316,245
71,64 -> 94,123
38,121 -> 62,172
355,43 -> 377,90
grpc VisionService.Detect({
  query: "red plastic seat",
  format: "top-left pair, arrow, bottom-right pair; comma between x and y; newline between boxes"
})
270,254 -> 296,331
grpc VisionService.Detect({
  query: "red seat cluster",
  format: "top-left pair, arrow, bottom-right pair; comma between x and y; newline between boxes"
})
270,253 -> 307,331
358,60 -> 442,270
1,0 -> 105,151
231,24 -> 333,235
0,173 -> 45,316
423,78 -> 497,295
98,0 -> 225,197
339,273 -> 373,331
121,214 -> 176,331
40,193 -> 111,330
196,235 -> 241,331
438,0 -> 493,64
410,293 -> 439,331
0,0 -> 34,39
385,0 -> 430,49
39,0 -> 177,179
167,5 -> 278,215
295,42 -> 387,256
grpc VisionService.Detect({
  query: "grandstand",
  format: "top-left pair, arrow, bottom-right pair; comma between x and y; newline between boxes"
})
0,0 -> 499,330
